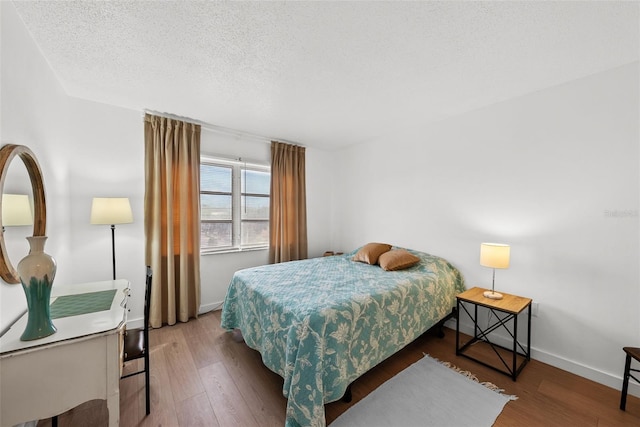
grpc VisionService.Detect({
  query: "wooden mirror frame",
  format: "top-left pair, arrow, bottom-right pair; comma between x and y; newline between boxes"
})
0,144 -> 46,284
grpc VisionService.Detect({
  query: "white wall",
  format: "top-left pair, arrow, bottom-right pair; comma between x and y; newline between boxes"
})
5,0 -> 638,396
332,62 -> 640,391
0,2 -> 71,331
0,1 -> 334,330
1,1 -> 149,329
198,132 -> 334,311
65,98 -> 147,314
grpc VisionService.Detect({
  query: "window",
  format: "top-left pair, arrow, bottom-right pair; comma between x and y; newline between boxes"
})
200,157 -> 270,252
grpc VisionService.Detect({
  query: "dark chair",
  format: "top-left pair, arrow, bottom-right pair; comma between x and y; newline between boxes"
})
620,347 -> 640,410
121,266 -> 152,415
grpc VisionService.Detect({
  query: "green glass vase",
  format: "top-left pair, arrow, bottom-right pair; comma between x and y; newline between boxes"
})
18,236 -> 57,341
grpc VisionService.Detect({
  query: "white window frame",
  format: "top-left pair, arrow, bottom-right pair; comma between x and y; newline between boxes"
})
200,155 -> 270,254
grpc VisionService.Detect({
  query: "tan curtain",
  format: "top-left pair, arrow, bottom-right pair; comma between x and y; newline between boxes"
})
269,141 -> 307,263
144,113 -> 201,327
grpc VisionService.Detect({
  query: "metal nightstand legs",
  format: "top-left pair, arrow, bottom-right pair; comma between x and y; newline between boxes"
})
456,299 -> 531,381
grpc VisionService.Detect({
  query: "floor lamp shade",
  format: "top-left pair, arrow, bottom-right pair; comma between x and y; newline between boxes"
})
91,198 -> 133,280
2,194 -> 33,227
90,198 -> 133,225
480,243 -> 510,300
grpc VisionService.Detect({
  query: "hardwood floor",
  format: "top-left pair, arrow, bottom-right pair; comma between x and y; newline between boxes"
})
38,310 -> 640,426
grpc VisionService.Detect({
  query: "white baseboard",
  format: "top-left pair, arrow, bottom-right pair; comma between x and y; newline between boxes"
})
445,318 -> 640,398
126,300 -> 224,330
200,300 -> 224,314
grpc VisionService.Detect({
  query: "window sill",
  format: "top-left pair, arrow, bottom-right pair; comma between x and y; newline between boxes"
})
200,246 -> 268,256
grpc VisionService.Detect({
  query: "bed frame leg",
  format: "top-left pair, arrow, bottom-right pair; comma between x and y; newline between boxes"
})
436,307 -> 457,338
341,384 -> 353,403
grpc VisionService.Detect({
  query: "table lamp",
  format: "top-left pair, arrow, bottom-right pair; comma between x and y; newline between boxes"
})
91,197 -> 133,280
480,242 -> 510,300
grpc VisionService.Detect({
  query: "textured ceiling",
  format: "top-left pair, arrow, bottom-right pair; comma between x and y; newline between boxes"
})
11,1 -> 639,150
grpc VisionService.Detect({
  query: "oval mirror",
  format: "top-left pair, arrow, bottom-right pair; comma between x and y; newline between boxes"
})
0,144 -> 46,284
3,158 -> 34,276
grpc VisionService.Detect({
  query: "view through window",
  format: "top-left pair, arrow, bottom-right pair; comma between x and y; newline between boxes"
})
200,158 -> 270,252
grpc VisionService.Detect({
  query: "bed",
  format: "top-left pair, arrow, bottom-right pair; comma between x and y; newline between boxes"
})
220,246 -> 466,427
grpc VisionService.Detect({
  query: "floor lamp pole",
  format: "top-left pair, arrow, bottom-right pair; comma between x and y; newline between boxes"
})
110,224 -> 116,280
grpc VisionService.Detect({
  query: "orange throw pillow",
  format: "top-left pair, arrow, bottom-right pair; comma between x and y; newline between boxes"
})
352,243 -> 392,265
378,249 -> 420,271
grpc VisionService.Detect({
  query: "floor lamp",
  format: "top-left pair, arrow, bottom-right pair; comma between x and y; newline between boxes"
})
2,194 -> 33,231
90,197 -> 133,280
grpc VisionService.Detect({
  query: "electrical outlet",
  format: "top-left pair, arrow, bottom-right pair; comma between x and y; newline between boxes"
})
532,302 -> 539,317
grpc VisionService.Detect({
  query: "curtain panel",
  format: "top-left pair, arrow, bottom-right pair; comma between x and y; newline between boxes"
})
269,141 -> 308,263
144,113 -> 201,327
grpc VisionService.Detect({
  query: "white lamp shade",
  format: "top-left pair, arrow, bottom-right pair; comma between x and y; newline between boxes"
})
2,194 -> 33,226
90,197 -> 133,225
480,243 -> 510,269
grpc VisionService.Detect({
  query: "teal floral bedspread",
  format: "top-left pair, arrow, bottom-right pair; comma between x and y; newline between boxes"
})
220,248 -> 466,427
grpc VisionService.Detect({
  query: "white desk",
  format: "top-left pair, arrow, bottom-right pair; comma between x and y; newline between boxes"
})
0,279 -> 129,427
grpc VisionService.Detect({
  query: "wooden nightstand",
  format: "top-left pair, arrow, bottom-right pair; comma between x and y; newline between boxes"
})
455,287 -> 532,381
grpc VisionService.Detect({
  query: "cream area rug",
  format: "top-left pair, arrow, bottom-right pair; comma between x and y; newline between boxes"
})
330,354 -> 517,427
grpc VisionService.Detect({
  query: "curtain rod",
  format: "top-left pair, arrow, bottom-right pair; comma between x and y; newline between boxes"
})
142,109 -> 304,147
